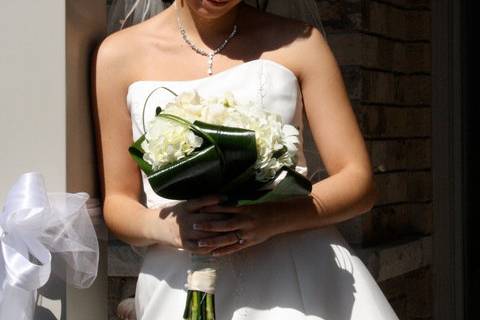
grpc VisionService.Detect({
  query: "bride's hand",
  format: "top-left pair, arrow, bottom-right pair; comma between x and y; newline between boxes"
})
191,202 -> 281,257
159,195 -> 231,255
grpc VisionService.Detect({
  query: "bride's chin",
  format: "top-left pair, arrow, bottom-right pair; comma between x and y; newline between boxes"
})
186,0 -> 242,18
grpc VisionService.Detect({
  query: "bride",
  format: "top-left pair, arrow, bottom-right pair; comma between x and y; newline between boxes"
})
93,0 -> 399,319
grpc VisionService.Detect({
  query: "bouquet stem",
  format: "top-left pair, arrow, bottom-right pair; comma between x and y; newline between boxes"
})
183,255 -> 217,320
206,293 -> 215,319
183,290 -> 215,320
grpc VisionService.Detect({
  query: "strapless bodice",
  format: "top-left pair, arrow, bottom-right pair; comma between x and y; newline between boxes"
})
128,59 -> 400,320
126,59 -> 307,208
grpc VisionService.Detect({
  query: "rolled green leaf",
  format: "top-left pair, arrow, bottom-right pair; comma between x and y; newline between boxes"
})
128,135 -> 154,176
194,120 -> 257,182
130,118 -> 258,200
233,166 -> 312,206
129,113 -> 312,203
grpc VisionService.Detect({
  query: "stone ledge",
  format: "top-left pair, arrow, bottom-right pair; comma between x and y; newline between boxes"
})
374,171 -> 432,205
108,244 -> 144,277
108,235 -> 432,283
338,202 -> 433,246
354,235 -> 432,282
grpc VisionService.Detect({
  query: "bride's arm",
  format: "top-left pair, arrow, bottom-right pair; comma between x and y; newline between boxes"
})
296,26 -> 379,224
91,34 -> 223,252
91,36 -> 166,248
194,26 -> 378,256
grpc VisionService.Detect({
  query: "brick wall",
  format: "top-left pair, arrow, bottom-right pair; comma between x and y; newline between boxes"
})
106,1 -> 434,319
320,0 -> 433,319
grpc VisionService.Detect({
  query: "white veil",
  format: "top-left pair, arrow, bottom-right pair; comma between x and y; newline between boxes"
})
107,0 -> 171,35
107,0 -> 326,36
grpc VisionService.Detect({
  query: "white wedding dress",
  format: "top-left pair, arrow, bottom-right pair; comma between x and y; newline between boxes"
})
126,59 -> 399,320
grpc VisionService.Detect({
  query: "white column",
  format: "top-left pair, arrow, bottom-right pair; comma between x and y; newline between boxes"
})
0,1 -> 66,196
0,1 -> 107,319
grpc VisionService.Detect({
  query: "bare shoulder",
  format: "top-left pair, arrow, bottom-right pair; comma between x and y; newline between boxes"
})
94,29 -> 135,84
291,25 -> 334,82
266,15 -> 336,84
94,23 -> 153,88
241,5 -> 330,80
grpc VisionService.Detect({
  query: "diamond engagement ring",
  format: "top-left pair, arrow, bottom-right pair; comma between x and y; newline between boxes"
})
234,231 -> 246,245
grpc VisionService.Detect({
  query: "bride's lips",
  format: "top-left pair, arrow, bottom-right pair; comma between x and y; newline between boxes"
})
203,0 -> 230,7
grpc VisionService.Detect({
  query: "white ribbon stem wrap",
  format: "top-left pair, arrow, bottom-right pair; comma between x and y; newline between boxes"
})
187,268 -> 217,294
186,255 -> 217,294
0,172 -> 100,320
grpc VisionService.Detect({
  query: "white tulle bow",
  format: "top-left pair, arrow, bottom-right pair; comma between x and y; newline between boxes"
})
0,172 -> 100,320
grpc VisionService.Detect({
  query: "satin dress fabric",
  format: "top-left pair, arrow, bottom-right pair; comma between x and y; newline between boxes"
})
126,59 -> 399,320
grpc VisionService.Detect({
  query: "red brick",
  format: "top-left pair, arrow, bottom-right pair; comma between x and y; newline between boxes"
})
330,33 -> 431,73
317,0 -> 363,33
341,66 -> 363,101
405,139 -> 431,169
364,1 -> 431,41
366,138 -> 431,172
367,202 -> 432,244
362,71 -> 431,105
405,266 -> 433,318
396,75 -> 432,105
374,171 -> 432,205
377,0 -> 431,10
355,105 -> 431,138
404,42 -> 432,73
363,70 -> 396,103
328,33 -> 363,65
407,10 -> 432,41
379,266 -> 433,320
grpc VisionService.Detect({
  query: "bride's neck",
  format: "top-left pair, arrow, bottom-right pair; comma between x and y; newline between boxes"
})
173,1 -> 242,43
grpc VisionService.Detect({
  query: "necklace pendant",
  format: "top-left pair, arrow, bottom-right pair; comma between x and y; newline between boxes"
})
208,63 -> 213,76
175,1 -> 237,77
207,53 -> 214,75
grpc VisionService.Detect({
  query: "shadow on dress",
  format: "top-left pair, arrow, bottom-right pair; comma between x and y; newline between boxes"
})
132,9 -> 357,318
140,227 -> 356,320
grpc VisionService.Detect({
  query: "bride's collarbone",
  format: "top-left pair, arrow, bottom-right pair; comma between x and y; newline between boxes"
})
124,23 -> 303,82
129,56 -> 296,84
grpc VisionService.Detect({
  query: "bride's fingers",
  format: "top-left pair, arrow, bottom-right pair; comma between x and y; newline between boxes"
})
201,204 -> 247,214
183,195 -> 223,212
183,240 -> 216,255
193,217 -> 252,232
210,242 -> 249,257
197,232 -> 240,248
186,230 -> 223,240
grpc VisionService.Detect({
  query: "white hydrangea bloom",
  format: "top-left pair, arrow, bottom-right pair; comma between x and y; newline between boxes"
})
141,90 -> 300,181
141,116 -> 203,170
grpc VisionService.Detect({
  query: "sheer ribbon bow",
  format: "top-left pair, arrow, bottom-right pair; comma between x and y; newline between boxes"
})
0,172 -> 100,320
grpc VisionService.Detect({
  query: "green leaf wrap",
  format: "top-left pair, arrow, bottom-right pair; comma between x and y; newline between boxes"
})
128,113 -> 313,203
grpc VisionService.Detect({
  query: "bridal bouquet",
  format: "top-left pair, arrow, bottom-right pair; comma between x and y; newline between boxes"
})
129,88 -> 312,320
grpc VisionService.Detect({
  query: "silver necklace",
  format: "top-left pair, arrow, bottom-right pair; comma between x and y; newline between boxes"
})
175,1 -> 238,76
